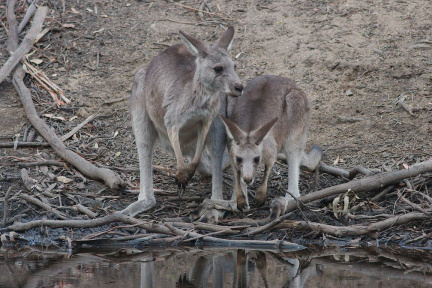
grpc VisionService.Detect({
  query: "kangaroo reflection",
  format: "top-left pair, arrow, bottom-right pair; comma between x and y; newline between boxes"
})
140,249 -> 322,288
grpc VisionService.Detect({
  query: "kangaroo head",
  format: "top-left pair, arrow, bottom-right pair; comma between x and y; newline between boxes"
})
179,26 -> 243,97
221,116 -> 278,185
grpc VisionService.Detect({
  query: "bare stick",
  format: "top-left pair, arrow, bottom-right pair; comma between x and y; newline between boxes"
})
17,0 -> 42,33
320,162 -> 373,179
8,6 -> 122,190
0,6 -> 49,85
75,204 -> 98,218
103,96 -> 129,105
271,158 -> 432,219
2,186 -> 13,227
60,113 -> 97,142
18,160 -> 65,168
20,193 -> 67,220
0,141 -> 50,148
268,212 -> 429,238
398,191 -> 431,215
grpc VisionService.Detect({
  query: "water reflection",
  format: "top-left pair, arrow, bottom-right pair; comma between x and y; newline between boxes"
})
1,246 -> 431,288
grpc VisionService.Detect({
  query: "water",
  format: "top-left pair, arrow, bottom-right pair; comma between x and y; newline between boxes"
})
1,246 -> 431,288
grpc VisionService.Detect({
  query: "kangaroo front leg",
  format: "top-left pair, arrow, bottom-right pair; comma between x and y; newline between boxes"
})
188,121 -> 211,176
255,163 -> 274,206
167,127 -> 189,188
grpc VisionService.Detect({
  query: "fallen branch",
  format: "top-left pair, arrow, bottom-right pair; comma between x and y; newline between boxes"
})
8,213 -> 305,250
271,158 -> 432,219
20,193 -> 67,220
60,113 -> 97,142
267,212 -> 429,238
8,4 -> 122,190
320,162 -> 373,180
17,0 -> 42,33
0,141 -> 50,148
0,5 -> 48,85
18,160 -> 66,168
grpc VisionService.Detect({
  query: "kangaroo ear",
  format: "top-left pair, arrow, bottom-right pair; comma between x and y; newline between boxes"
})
179,30 -> 208,57
251,117 -> 278,145
220,115 -> 246,143
213,26 -> 234,51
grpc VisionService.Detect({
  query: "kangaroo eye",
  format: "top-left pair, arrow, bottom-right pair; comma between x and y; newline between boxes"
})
254,157 -> 260,164
236,157 -> 243,164
214,66 -> 223,74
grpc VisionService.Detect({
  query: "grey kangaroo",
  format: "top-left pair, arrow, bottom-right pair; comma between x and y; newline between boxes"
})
122,26 -> 243,216
221,75 -> 322,217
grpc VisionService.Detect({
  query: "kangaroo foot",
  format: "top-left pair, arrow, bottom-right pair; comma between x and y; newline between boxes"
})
120,198 -> 156,217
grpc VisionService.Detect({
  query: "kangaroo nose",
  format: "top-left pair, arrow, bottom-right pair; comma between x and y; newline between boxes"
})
243,176 -> 253,184
235,84 -> 244,93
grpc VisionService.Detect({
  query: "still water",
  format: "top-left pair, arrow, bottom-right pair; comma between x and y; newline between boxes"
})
1,246 -> 431,288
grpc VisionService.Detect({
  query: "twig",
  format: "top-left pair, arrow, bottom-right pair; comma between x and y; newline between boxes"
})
60,113 -> 97,141
320,162 -> 373,180
0,6 -> 49,85
75,204 -> 98,219
17,0 -> 42,33
0,141 -> 50,148
22,59 -> 71,105
2,186 -> 13,227
398,191 -> 430,215
103,96 -> 129,105
18,160 -> 66,168
20,193 -> 67,220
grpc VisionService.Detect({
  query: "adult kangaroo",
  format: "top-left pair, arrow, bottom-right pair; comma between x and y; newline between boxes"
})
122,26 -> 243,217
221,75 -> 322,218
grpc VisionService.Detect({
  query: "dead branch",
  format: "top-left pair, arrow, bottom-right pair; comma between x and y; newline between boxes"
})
60,113 -> 97,141
7,213 -> 305,250
0,141 -> 50,148
20,193 -> 67,220
17,0 -> 42,33
75,204 -> 98,218
272,158 -> 432,219
398,191 -> 431,215
103,96 -> 129,105
320,162 -> 373,179
266,212 -> 429,238
18,160 -> 65,168
0,6 -> 48,85
7,4 -> 122,190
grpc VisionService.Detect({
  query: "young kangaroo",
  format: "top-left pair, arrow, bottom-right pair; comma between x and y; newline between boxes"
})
121,27 -> 243,217
221,75 -> 322,216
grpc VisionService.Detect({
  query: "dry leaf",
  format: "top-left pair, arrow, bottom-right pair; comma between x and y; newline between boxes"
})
43,114 -> 66,121
332,156 -> 340,165
56,176 -> 73,184
62,23 -> 75,28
